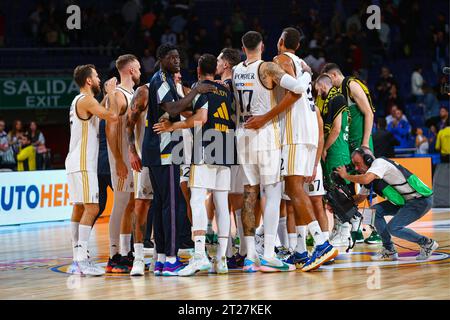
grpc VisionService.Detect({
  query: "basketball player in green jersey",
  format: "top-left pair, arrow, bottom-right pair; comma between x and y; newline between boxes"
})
322,63 -> 381,244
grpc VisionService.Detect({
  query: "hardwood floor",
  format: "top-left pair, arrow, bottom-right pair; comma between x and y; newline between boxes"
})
1,209 -> 449,300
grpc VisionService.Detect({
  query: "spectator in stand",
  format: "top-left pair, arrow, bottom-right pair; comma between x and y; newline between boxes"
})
373,117 -> 399,158
27,121 -> 47,170
376,66 -> 397,113
387,107 -> 411,147
122,0 -> 143,26
0,119 -> 15,170
7,120 -> 24,157
422,84 -> 441,122
378,15 -> 391,51
438,106 -> 449,131
386,83 -> 404,115
16,132 -> 36,171
428,124 -> 438,154
304,47 -> 326,74
415,128 -> 429,154
386,104 -> 408,126
435,118 -> 450,163
411,65 -> 424,101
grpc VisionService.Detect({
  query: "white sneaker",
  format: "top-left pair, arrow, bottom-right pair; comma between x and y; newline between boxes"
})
330,223 -> 352,247
130,258 -> 145,276
178,254 -> 211,277
78,259 -> 105,276
215,256 -> 228,274
417,240 -> 439,261
67,261 -> 82,275
371,247 -> 398,261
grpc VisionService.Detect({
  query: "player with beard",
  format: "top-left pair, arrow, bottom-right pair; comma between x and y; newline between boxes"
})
66,64 -> 118,276
105,54 -> 141,273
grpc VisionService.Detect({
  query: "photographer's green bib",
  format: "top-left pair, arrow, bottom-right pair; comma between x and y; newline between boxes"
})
366,158 -> 433,206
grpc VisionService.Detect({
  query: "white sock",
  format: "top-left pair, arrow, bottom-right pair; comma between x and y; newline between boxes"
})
71,221 -> 79,260
120,234 -> 132,256
295,225 -> 307,254
166,256 -> 176,264
134,243 -> 144,260
207,219 -> 214,234
213,191 -> 231,260
288,233 -> 297,251
262,182 -> 282,259
308,220 -> 326,246
277,217 -> 289,248
194,235 -> 206,256
323,231 -> 330,240
109,191 -> 128,257
217,237 -> 228,259
351,216 -> 362,232
77,224 -> 91,261
245,236 -> 256,259
157,254 -> 166,263
256,224 -> 264,236
264,234 -> 276,259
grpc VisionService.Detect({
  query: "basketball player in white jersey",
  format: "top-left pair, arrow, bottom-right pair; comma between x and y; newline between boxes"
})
105,54 -> 141,273
126,82 -> 154,276
246,28 -> 337,271
66,64 -> 118,276
233,31 -> 311,273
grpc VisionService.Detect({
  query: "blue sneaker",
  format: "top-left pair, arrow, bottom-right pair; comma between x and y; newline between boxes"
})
243,257 -> 260,273
302,241 -> 338,272
162,257 -> 186,276
153,261 -> 164,276
259,256 -> 296,273
283,251 -> 309,269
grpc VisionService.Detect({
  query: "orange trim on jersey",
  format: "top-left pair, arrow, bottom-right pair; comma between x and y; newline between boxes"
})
82,171 -> 89,203
80,122 -> 88,171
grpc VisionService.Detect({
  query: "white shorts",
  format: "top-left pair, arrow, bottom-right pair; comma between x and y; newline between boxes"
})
180,164 -> 191,184
230,165 -> 244,194
282,162 -> 326,200
133,166 -> 153,200
281,144 -> 317,177
189,164 -> 231,191
67,171 -> 99,204
240,149 -> 281,186
110,161 -> 134,193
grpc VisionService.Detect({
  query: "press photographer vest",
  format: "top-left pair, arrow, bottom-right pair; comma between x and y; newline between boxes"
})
364,157 -> 433,206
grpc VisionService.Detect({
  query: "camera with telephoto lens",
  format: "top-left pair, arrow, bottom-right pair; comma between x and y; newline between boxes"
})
324,164 -> 361,224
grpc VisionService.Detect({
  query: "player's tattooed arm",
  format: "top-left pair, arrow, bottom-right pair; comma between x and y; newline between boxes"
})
241,185 -> 259,236
126,85 -> 148,172
261,61 -> 311,94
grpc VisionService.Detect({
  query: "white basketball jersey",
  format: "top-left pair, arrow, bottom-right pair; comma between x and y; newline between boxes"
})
134,84 -> 149,158
65,94 -> 99,173
177,82 -> 193,164
233,60 -> 281,151
280,52 -> 318,147
107,86 -> 134,167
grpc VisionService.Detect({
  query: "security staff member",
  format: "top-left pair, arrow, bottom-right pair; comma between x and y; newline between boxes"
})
336,147 -> 438,262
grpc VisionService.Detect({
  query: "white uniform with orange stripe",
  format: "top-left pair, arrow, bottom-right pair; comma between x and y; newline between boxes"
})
279,52 -> 319,177
133,87 -> 153,199
65,93 -> 100,204
107,86 -> 134,193
233,60 -> 282,186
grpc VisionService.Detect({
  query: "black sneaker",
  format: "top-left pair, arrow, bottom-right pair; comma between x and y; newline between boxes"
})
112,251 -> 134,273
106,253 -> 122,273
180,239 -> 195,249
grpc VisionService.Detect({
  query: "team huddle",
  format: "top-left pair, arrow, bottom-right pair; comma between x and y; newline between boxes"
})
65,28 -> 381,277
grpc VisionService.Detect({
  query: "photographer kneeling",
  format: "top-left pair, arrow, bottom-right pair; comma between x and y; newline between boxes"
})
335,148 -> 438,261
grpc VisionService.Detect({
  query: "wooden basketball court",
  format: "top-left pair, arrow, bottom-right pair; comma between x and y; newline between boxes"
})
1,209 -> 449,300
